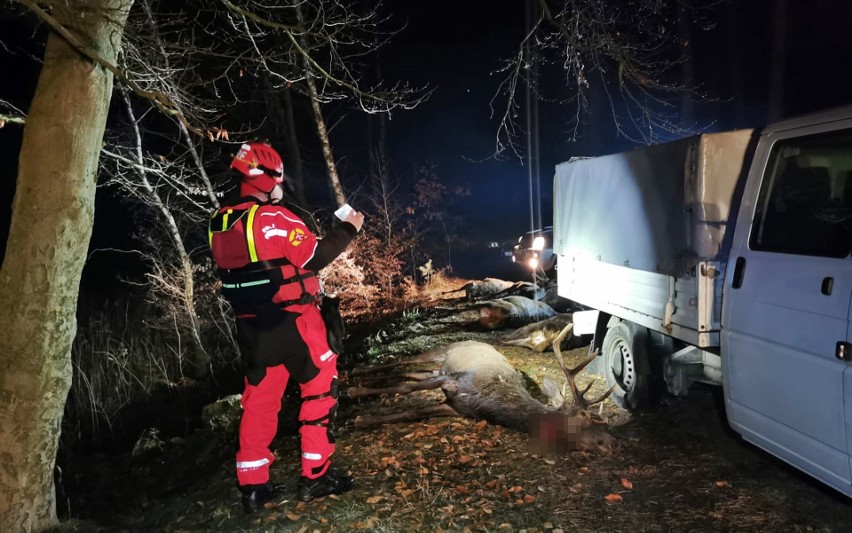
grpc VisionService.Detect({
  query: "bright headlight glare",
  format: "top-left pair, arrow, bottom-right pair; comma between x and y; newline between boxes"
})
528,257 -> 539,269
531,236 -> 546,251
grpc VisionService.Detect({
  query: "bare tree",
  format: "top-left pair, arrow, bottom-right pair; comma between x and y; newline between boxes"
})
767,0 -> 787,123
220,0 -> 430,206
0,1 -> 133,529
492,0 -> 719,158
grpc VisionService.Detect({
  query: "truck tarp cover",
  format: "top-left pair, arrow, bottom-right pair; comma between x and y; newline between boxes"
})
553,130 -> 754,276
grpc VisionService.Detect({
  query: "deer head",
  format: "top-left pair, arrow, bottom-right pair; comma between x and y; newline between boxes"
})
530,323 -> 616,454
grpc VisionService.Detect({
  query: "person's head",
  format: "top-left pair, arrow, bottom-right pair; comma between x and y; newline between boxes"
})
230,142 -> 285,201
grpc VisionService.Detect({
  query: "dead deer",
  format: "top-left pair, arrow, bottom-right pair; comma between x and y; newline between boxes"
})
347,325 -> 615,452
488,281 -> 545,301
499,314 -> 592,352
442,278 -> 515,301
476,295 -> 557,329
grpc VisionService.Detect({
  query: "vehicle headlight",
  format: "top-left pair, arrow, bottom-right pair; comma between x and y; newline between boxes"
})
531,236 -> 546,251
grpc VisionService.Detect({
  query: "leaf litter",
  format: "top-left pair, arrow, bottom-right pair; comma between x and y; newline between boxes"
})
56,302 -> 852,532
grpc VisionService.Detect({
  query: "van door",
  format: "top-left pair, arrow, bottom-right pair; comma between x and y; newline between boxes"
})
723,126 -> 852,497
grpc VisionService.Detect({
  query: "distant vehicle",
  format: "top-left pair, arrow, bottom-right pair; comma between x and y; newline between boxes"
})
512,226 -> 555,275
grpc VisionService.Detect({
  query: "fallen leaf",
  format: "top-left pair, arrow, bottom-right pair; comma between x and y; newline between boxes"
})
710,512 -> 724,519
285,512 -> 301,520
352,516 -> 379,530
366,495 -> 384,504
579,467 -> 590,474
621,478 -> 633,490
474,420 -> 488,430
458,455 -> 474,465
455,485 -> 470,494
604,493 -> 623,504
715,480 -> 729,488
523,494 -> 537,504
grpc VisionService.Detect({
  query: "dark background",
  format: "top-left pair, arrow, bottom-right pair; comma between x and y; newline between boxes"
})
2,0 -> 852,281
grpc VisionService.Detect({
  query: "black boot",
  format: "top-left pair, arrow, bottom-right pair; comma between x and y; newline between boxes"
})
240,482 -> 282,513
297,468 -> 355,502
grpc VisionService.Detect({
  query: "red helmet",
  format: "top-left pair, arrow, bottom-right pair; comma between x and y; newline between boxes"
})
230,142 -> 284,194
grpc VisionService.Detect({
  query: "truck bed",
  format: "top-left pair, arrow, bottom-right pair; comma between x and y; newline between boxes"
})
554,130 -> 754,345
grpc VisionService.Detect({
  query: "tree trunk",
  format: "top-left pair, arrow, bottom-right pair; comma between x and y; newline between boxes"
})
124,92 -> 209,375
282,86 -> 307,206
725,2 -> 745,128
767,0 -> 787,123
304,66 -> 347,207
0,1 -> 132,530
677,3 -> 695,128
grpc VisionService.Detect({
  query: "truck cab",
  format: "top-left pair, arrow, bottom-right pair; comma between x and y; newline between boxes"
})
723,110 -> 852,497
554,106 -> 852,497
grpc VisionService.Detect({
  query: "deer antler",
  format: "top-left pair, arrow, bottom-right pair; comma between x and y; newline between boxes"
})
552,323 -> 615,409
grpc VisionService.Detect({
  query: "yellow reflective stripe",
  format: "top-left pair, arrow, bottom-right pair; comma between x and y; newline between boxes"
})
207,214 -> 214,248
246,205 -> 260,262
222,209 -> 231,231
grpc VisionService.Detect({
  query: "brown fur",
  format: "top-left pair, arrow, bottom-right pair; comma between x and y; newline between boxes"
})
347,340 -> 614,453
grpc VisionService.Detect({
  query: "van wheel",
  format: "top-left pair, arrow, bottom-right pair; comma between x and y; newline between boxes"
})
601,321 -> 649,411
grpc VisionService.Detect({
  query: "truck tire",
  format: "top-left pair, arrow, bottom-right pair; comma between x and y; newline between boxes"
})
601,321 -> 650,411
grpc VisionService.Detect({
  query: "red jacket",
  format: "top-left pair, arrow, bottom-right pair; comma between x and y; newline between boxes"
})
209,199 -> 356,315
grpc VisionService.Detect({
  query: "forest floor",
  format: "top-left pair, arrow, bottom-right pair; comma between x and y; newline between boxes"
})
55,290 -> 852,532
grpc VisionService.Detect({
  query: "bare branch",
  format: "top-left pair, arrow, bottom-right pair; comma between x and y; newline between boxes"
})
16,0 -> 211,138
219,0 -> 431,114
491,0 -> 712,157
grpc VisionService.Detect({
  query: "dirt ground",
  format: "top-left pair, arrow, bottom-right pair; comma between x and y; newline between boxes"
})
57,305 -> 852,532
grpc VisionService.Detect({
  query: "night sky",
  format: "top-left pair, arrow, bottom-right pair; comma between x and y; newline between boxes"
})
2,0 -> 852,280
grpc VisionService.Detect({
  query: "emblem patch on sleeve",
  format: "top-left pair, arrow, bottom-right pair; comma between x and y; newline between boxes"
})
288,227 -> 306,246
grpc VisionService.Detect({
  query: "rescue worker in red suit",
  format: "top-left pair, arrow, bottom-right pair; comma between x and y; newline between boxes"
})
208,142 -> 364,512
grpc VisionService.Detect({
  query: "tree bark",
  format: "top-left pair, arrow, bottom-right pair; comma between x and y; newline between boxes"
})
123,92 -> 209,375
304,65 -> 347,207
282,86 -> 307,206
677,3 -> 695,128
767,0 -> 787,123
0,1 -> 132,530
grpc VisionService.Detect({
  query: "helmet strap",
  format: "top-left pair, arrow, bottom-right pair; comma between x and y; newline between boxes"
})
240,178 -> 275,202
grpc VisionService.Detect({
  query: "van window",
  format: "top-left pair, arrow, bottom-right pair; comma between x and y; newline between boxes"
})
751,130 -> 852,258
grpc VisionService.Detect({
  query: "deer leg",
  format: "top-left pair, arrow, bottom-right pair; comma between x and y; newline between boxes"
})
350,349 -> 449,376
354,370 -> 439,383
354,403 -> 461,427
346,375 -> 450,398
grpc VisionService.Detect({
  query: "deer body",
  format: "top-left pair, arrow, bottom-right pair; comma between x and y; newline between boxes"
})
477,295 -> 557,329
444,278 -> 516,301
348,336 -> 614,451
500,315 -> 590,352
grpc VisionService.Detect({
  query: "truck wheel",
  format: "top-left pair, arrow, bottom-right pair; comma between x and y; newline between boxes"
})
601,321 -> 649,411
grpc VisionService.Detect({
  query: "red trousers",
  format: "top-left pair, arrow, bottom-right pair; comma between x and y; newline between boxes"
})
235,305 -> 338,485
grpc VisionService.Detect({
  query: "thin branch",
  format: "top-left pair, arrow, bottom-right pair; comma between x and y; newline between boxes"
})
16,0 -> 209,138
